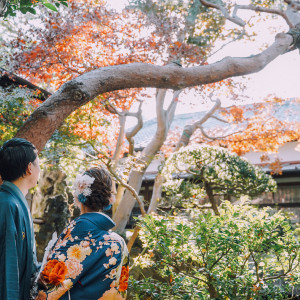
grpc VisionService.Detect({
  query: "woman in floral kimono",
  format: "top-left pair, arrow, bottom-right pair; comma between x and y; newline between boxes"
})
35,167 -> 129,300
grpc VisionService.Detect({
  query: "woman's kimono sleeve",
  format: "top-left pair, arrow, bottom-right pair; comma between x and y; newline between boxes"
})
36,219 -> 129,300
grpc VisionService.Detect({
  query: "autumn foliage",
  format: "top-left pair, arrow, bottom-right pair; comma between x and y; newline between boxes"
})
217,98 -> 300,156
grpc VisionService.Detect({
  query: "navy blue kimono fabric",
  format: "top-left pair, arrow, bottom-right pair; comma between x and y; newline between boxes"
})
36,212 -> 129,300
0,181 -> 38,300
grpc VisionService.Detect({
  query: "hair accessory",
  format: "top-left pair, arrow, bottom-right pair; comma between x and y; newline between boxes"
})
72,174 -> 95,204
103,204 -> 112,211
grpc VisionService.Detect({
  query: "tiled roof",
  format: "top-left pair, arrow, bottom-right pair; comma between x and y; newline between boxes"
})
132,99 -> 300,149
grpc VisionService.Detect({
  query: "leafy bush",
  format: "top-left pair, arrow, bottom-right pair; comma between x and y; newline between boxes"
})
129,201 -> 300,299
163,145 -> 277,198
162,145 -> 277,215
0,86 -> 39,143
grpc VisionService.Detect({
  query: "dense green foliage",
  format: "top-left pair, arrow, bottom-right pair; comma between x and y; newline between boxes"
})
162,145 -> 277,200
0,86 -> 39,142
1,0 -> 67,17
130,201 -> 300,299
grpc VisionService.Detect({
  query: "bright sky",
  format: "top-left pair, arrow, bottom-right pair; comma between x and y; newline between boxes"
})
108,0 -> 300,126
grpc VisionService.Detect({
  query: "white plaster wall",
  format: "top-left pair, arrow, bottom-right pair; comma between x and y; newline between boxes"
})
242,141 -> 300,165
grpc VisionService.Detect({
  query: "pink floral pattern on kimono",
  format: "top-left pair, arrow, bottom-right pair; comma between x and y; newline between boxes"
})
36,213 -> 129,300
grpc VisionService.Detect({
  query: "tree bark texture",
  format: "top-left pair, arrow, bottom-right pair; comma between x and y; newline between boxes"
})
147,172 -> 164,213
113,170 -> 144,232
204,181 -> 220,216
16,33 -> 292,152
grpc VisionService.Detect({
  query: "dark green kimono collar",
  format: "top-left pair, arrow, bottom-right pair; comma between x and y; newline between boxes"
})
1,181 -> 27,204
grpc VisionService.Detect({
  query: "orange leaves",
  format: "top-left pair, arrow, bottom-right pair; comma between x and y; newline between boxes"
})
220,105 -> 244,123
260,154 -> 270,163
149,41 -> 157,47
214,99 -> 300,157
229,106 -> 244,123
269,158 -> 283,175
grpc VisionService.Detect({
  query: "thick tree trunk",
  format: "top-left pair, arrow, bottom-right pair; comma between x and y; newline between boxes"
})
113,170 -> 144,232
16,33 -> 292,151
113,89 -> 187,232
111,114 -> 126,216
204,181 -> 220,216
113,185 -> 125,216
113,89 -> 170,232
148,173 -> 164,213
207,283 -> 219,299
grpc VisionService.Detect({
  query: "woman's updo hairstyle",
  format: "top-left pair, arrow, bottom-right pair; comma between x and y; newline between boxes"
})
83,167 -> 112,211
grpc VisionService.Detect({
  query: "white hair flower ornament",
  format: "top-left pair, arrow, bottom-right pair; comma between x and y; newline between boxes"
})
72,174 -> 95,204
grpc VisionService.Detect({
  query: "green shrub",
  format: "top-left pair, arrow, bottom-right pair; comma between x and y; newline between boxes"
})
129,200 -> 300,299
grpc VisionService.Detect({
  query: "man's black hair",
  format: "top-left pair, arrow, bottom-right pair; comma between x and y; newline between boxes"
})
0,138 -> 37,182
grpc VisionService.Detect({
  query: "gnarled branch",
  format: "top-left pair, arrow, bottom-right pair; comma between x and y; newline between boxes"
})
16,33 -> 293,152
125,99 -> 144,155
233,4 -> 294,28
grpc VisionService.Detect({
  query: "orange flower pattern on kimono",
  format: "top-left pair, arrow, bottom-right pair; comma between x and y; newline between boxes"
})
36,213 -> 129,300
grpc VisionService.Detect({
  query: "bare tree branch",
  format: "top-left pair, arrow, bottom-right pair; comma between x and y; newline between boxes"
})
16,33 -> 293,152
199,0 -> 246,27
175,98 -> 221,151
125,100 -> 144,155
233,4 -> 294,28
199,125 -> 243,140
106,161 -> 147,216
127,226 -> 141,252
112,113 -> 126,161
208,29 -> 246,59
166,89 -> 183,127
102,101 -> 121,115
210,115 -> 229,123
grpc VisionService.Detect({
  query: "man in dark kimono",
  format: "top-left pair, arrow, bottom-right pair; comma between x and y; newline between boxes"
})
0,138 -> 41,300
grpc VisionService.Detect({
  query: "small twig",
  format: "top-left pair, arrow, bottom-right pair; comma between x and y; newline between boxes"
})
233,4 -> 294,28
208,30 -> 246,59
210,115 -> 229,124
102,101 -> 121,115
199,125 -> 243,140
55,49 -> 83,75
129,245 -> 148,270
